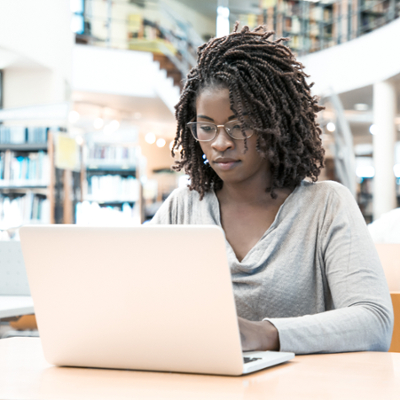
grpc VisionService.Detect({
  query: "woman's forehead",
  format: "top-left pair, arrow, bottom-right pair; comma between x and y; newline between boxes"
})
196,88 -> 251,118
197,86 -> 229,99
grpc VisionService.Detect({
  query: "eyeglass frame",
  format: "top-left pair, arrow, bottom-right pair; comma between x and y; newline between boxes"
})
186,119 -> 255,142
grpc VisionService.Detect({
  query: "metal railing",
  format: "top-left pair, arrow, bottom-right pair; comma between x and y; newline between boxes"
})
72,0 -> 203,78
72,0 -> 400,78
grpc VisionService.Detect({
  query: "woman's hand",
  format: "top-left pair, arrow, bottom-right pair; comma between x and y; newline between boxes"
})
238,317 -> 280,351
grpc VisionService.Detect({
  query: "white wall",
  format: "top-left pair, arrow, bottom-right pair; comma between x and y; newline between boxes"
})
0,0 -> 73,108
299,18 -> 400,96
0,0 -> 73,82
3,69 -> 67,109
72,45 -> 180,114
72,45 -> 157,97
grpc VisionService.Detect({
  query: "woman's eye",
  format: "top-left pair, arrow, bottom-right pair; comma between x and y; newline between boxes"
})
230,123 -> 242,132
200,125 -> 213,132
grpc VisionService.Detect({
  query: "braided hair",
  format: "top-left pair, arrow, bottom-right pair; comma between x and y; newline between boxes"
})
172,23 -> 325,199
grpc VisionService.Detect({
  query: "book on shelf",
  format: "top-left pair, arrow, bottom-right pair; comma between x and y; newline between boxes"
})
282,1 -> 301,17
87,175 -> 140,203
75,200 -> 141,226
363,0 -> 386,13
87,144 -> 138,166
0,193 -> 50,227
0,126 -> 48,144
324,8 -> 332,22
309,22 -> 319,36
292,16 -> 301,34
0,150 -> 50,185
310,5 -> 324,22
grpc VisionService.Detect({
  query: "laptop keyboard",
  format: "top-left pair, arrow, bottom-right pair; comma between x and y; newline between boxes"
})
243,357 -> 262,364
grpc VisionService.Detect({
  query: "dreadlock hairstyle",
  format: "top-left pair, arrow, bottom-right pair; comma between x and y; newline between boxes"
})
172,22 -> 325,199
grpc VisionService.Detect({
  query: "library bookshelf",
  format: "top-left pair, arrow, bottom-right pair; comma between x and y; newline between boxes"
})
0,127 -> 58,230
0,102 -> 82,231
256,0 -> 400,54
77,135 -> 143,226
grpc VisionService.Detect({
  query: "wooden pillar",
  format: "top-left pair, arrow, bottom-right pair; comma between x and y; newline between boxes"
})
63,169 -> 73,224
47,130 -> 55,224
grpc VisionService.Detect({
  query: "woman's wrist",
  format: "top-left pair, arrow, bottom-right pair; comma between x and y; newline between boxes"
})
260,320 -> 280,351
238,317 -> 280,351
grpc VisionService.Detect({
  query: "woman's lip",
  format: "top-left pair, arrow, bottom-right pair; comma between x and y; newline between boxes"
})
213,160 -> 240,171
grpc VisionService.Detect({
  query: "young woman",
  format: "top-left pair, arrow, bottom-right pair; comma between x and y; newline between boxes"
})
150,24 -> 393,354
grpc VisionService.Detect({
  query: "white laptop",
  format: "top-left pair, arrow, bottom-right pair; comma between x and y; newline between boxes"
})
19,225 -> 294,376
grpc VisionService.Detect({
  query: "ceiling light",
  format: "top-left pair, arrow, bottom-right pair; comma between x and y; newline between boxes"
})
145,132 -> 156,144
216,6 -> 230,37
68,110 -> 80,123
369,124 -> 377,135
93,118 -> 104,129
156,138 -> 166,148
354,103 -> 369,111
326,122 -> 335,132
394,164 -> 400,178
356,166 -> 375,178
75,135 -> 84,145
169,141 -> 174,150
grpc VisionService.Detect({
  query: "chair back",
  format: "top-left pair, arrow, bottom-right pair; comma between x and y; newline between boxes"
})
389,293 -> 400,352
0,240 -> 31,296
375,243 -> 400,352
374,244 -> 400,291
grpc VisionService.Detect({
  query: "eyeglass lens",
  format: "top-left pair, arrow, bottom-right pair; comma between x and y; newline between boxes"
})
189,121 -> 253,141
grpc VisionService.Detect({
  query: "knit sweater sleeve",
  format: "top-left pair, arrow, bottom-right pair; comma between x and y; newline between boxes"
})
265,183 -> 394,354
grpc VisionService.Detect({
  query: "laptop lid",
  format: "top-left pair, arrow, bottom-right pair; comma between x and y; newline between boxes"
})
20,225 -> 246,375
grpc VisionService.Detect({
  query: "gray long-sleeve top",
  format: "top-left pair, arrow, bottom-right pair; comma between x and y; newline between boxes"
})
149,180 -> 394,354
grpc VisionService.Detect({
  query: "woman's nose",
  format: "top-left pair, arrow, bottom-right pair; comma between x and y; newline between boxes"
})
211,126 -> 234,152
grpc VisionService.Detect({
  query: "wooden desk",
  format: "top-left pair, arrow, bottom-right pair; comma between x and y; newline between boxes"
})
1,338 -> 400,399
0,295 -> 34,319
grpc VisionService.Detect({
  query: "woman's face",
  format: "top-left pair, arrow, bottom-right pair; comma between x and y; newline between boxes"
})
195,87 -> 270,187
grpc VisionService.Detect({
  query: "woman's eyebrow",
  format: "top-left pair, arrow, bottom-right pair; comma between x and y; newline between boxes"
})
196,115 -> 214,121
197,114 -> 238,121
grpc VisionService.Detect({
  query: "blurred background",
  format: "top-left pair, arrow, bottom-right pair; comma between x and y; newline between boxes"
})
0,0 -> 399,238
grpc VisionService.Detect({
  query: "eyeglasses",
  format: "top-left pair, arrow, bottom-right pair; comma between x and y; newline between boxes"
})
187,120 -> 254,142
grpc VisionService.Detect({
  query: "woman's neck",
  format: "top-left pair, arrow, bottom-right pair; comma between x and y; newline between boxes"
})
217,176 -> 291,207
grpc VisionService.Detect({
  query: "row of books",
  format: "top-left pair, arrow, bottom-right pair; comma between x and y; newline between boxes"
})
284,16 -> 301,34
75,200 -> 141,226
86,144 -> 138,165
280,1 -> 333,21
0,126 -> 49,145
0,151 -> 50,184
0,193 -> 50,228
87,175 -> 140,202
362,0 -> 387,13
